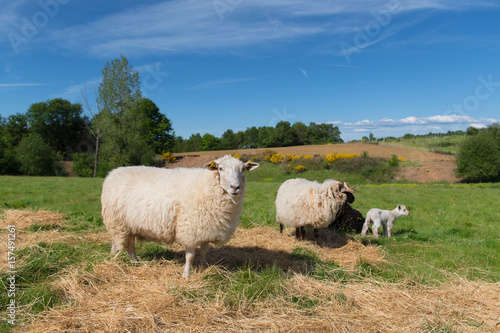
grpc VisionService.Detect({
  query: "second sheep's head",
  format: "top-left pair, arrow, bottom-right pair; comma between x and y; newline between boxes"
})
204,155 -> 259,196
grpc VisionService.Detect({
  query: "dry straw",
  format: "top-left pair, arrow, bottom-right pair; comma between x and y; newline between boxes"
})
2,210 -> 499,332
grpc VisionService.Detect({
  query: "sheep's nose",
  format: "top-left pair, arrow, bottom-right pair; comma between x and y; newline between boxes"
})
230,184 -> 241,191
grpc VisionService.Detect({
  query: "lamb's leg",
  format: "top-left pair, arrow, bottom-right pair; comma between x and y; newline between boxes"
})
183,246 -> 196,279
386,219 -> 394,238
372,219 -> 381,238
382,222 -> 388,237
361,218 -> 371,237
200,243 -> 209,267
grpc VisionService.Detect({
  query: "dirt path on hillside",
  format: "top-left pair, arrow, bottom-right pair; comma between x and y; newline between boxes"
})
171,143 -> 460,183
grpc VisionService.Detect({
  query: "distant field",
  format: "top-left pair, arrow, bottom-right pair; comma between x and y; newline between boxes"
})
173,142 -> 456,162
1,168 -> 499,331
384,135 -> 466,153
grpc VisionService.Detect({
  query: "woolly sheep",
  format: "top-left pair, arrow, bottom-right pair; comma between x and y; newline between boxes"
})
361,205 -> 410,238
101,155 -> 259,279
276,178 -> 355,240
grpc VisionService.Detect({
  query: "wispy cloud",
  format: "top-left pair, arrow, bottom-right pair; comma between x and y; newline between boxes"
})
0,83 -> 51,87
185,77 -> 266,91
25,0 -> 496,58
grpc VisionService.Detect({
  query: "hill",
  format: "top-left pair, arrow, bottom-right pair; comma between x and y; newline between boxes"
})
172,143 -> 459,183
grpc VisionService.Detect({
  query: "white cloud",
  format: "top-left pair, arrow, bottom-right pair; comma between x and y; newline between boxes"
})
336,114 -> 500,141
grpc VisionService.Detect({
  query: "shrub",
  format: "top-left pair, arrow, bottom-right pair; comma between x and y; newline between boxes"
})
455,130 -> 500,182
72,153 -> 94,177
388,154 -> 400,168
294,165 -> 306,173
162,152 -> 176,163
15,133 -> 60,176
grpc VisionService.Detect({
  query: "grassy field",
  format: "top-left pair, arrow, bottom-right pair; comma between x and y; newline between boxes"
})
383,135 -> 466,154
1,163 -> 499,332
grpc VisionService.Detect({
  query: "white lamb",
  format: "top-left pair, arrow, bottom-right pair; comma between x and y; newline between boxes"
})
361,205 -> 410,238
101,155 -> 259,279
275,178 -> 355,240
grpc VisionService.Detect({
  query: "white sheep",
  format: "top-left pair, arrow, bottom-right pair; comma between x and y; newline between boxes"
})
101,155 -> 259,278
275,178 -> 355,240
361,205 -> 410,238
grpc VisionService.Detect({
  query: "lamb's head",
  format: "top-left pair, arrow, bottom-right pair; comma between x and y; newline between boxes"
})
204,155 -> 259,196
397,205 -> 410,216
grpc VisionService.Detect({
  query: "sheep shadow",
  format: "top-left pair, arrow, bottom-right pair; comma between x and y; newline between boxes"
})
134,228 -> 356,275
291,227 -> 356,249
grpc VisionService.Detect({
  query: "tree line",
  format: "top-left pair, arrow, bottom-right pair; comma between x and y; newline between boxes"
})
172,121 -> 343,153
0,55 -> 344,177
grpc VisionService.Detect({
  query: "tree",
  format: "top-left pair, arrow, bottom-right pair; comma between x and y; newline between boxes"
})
200,133 -> 220,151
184,133 -> 202,152
15,133 -> 62,176
455,125 -> 500,182
97,55 -> 142,115
26,98 -> 85,156
308,123 -> 342,144
95,55 -> 155,174
0,114 -> 29,174
291,122 -> 309,146
134,98 -> 174,153
219,129 -> 237,150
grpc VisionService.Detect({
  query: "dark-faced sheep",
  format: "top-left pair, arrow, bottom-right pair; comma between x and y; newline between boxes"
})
275,178 -> 355,241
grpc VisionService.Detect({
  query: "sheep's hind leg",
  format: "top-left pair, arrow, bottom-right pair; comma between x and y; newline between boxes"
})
124,235 -> 138,261
200,243 -> 209,267
183,246 -> 196,279
279,223 -> 284,233
314,228 -> 319,241
300,226 -> 306,240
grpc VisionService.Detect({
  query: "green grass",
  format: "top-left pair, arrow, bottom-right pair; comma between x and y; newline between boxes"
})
1,168 -> 499,330
384,135 -> 466,154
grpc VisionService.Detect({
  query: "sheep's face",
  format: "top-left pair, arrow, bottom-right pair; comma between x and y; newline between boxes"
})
205,155 -> 259,196
397,205 -> 410,216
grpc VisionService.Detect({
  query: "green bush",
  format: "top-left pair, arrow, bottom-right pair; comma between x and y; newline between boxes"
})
15,133 -> 61,176
388,154 -> 400,168
330,156 -> 394,183
455,129 -> 500,182
72,153 -> 94,177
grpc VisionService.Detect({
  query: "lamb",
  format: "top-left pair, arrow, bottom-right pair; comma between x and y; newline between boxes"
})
101,155 -> 259,279
275,178 -> 355,240
361,205 -> 410,238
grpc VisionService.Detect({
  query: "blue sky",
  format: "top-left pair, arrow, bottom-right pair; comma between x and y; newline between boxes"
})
1,0 -> 499,142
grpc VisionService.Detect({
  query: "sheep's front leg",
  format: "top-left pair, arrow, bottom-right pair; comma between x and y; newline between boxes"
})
183,246 -> 196,279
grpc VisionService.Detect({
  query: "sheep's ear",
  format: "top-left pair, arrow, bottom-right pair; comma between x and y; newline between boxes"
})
244,161 -> 259,171
397,205 -> 401,210
204,160 -> 218,171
